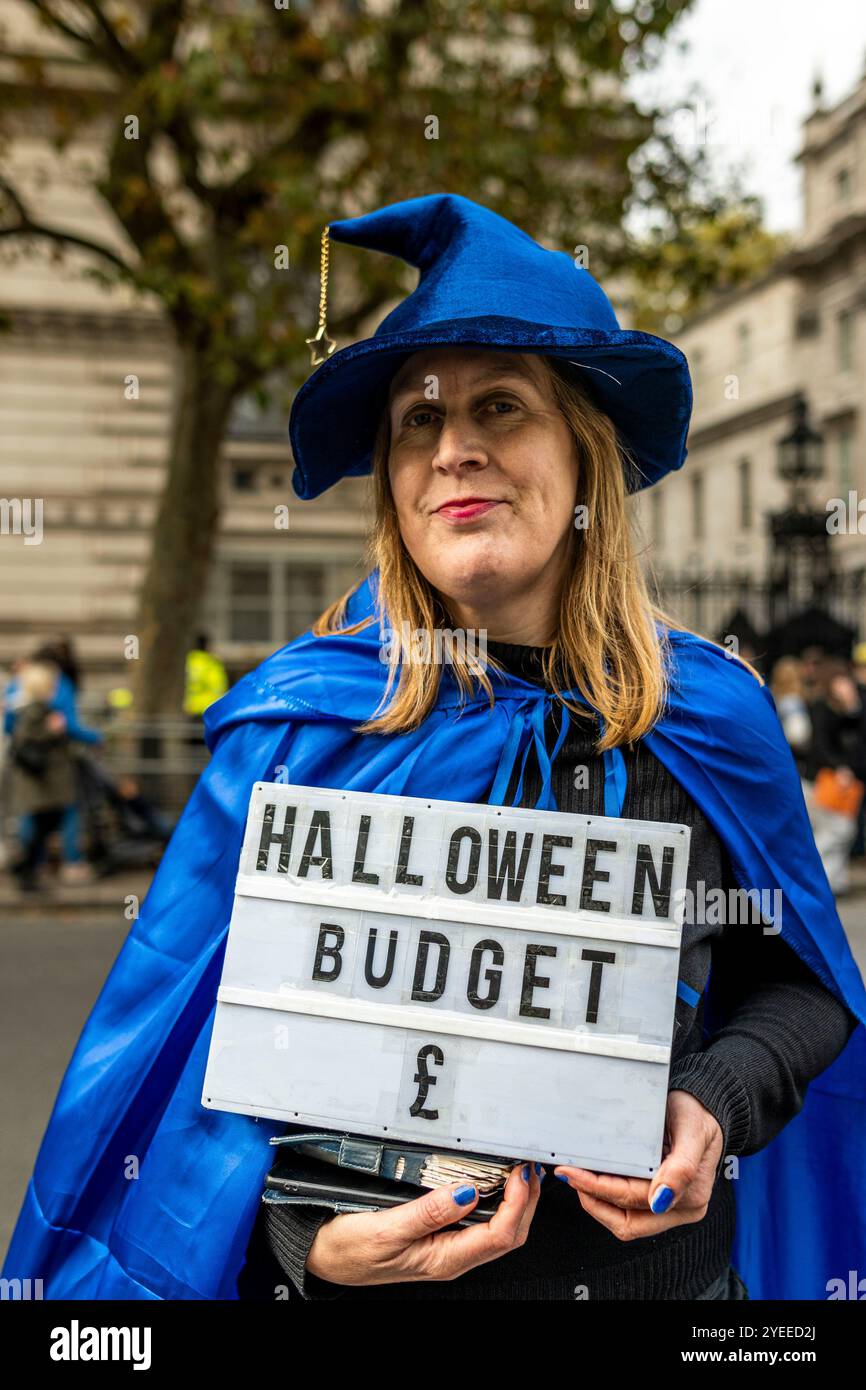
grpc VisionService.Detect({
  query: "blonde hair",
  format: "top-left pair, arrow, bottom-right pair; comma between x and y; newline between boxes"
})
312,354 -> 761,750
771,656 -> 804,701
20,660 -> 59,705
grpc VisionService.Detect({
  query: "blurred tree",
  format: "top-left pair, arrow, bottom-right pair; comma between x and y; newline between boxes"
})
0,0 -> 756,712
628,197 -> 792,334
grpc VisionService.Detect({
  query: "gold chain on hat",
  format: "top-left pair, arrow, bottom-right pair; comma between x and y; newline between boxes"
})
305,224 -> 338,366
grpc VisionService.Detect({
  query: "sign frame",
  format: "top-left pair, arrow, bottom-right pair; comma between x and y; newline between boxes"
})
202,782 -> 691,1177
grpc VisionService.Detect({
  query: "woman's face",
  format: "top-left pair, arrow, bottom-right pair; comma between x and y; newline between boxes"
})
386,347 -> 579,628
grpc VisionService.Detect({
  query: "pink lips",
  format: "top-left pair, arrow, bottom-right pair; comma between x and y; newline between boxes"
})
435,499 -> 502,521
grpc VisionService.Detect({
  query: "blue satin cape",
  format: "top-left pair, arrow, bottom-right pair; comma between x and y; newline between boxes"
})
4,571 -> 865,1300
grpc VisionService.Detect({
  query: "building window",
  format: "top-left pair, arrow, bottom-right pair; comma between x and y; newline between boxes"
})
231,466 -> 258,492
838,425 -> 854,494
737,322 -> 751,365
228,562 -> 272,641
794,306 -> 820,339
837,310 -> 854,372
836,167 -> 851,200
229,463 -> 289,494
284,562 -> 327,636
691,473 -> 704,541
738,458 -> 752,531
219,558 -> 328,644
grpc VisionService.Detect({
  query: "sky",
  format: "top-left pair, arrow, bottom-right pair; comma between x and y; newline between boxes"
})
629,0 -> 866,233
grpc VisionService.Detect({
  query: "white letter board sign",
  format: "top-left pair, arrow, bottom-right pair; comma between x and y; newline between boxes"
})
202,783 -> 691,1177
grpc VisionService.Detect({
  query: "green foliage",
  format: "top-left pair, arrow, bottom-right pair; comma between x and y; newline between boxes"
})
0,0 -> 782,711
628,198 -> 793,334
0,0 -> 754,403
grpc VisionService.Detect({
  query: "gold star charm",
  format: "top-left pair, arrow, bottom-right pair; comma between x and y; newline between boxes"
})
305,323 -> 337,366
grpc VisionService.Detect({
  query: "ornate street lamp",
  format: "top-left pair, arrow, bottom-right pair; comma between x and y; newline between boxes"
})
768,392 -> 829,629
776,392 -> 825,491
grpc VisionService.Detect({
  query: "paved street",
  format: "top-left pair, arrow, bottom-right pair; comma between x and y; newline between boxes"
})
840,887 -> 866,978
2,878 -> 866,1263
0,903 -> 131,1259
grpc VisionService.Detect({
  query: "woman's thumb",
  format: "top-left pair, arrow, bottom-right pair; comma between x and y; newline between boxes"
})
389,1182 -> 480,1239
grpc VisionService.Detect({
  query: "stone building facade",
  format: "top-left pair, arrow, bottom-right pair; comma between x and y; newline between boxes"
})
642,67 -> 866,644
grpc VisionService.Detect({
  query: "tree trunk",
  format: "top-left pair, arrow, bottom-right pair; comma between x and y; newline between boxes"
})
132,339 -> 237,717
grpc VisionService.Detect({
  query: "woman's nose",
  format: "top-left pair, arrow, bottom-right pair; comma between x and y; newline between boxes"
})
432,417 -> 489,471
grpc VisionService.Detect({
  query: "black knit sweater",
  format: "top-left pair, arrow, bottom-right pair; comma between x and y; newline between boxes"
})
237,639 -> 860,1301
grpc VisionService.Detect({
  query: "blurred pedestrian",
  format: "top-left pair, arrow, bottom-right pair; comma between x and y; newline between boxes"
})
5,639 -> 104,883
184,633 -> 228,717
850,642 -> 866,858
33,640 -> 104,882
184,632 -> 228,748
770,656 -> 812,776
804,658 -> 866,895
798,645 -> 825,703
7,661 -> 77,893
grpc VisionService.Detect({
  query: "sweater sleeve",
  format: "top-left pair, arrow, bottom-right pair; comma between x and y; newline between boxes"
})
263,1202 -> 348,1301
668,893 -> 860,1160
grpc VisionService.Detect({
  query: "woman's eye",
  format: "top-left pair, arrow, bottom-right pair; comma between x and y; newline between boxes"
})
405,410 -> 436,429
401,399 -> 518,429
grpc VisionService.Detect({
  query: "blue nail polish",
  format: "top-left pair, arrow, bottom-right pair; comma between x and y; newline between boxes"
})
453,1184 -> 477,1206
534,1162 -> 544,1177
651,1184 -> 675,1213
521,1163 -> 530,1182
555,1173 -> 570,1183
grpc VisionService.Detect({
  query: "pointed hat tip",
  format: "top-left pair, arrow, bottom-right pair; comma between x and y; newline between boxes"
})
328,193 -> 515,271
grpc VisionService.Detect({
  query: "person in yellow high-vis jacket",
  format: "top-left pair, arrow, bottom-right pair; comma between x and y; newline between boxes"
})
183,634 -> 228,717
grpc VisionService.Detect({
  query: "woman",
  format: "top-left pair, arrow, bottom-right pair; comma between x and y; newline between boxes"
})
238,341 -> 858,1302
7,661 -> 76,892
4,194 -> 865,1303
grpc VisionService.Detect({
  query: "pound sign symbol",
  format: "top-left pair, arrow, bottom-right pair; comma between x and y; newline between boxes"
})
409,1043 -> 444,1119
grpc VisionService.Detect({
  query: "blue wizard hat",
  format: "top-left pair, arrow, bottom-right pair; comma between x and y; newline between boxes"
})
289,193 -> 692,501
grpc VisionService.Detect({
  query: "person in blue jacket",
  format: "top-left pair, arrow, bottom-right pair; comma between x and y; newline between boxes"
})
3,194 -> 865,1302
4,639 -> 103,881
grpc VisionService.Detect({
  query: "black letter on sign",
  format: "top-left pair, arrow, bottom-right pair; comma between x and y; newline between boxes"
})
395,816 -> 423,886
257,803 -> 296,874
631,844 -> 675,917
312,923 -> 344,981
411,931 -> 451,1002
581,948 -> 616,1024
410,1043 -> 444,1119
298,810 -> 334,878
352,814 -> 379,885
446,826 -> 481,894
580,838 -> 617,913
520,944 -> 557,1018
487,830 -> 533,902
537,834 -> 573,906
365,926 -> 398,988
468,939 -> 504,1010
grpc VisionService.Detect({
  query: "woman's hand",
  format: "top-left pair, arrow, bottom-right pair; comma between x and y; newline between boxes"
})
305,1160 -> 543,1286
552,1089 -> 724,1240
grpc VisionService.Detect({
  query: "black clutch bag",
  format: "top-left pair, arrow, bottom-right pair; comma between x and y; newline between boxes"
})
262,1130 -> 524,1226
